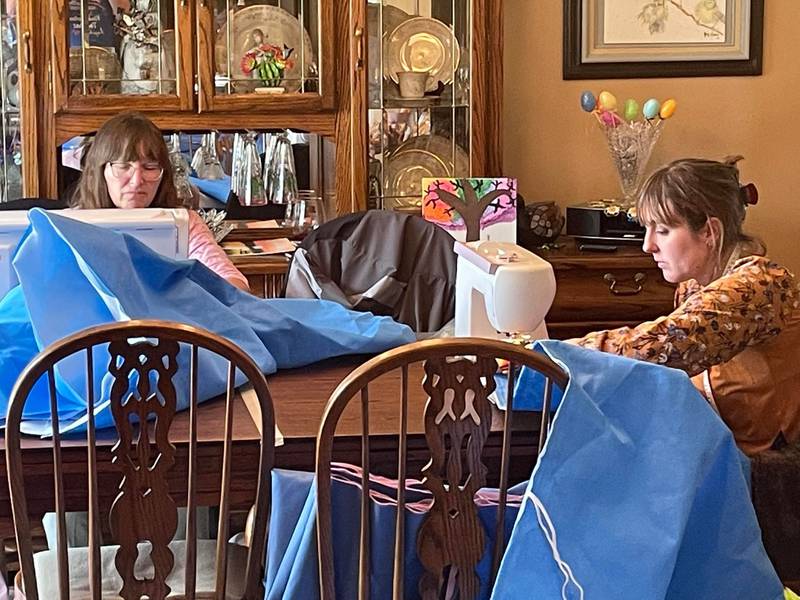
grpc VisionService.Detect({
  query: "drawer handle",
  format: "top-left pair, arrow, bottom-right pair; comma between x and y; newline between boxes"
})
603,272 -> 646,296
22,31 -> 32,73
354,26 -> 364,70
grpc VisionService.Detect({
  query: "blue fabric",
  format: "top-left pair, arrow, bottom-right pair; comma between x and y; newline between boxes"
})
493,366 -> 565,412
492,340 -> 783,600
190,175 -> 231,203
0,209 -> 414,432
265,467 -> 523,600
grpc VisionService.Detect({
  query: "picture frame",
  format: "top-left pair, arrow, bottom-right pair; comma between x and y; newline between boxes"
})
563,0 -> 764,79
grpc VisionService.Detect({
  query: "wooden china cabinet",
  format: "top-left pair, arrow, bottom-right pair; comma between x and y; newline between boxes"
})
10,0 -> 502,215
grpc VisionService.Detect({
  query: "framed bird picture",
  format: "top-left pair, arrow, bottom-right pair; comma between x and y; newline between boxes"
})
422,177 -> 517,243
563,0 -> 764,79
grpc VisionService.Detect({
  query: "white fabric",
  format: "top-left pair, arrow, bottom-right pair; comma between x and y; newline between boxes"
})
42,507 -> 212,549
23,539 -> 245,599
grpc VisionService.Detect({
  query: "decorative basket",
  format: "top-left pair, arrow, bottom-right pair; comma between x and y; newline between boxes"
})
518,200 -> 564,248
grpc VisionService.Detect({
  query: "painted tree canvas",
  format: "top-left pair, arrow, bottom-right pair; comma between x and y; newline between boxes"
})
422,178 -> 517,242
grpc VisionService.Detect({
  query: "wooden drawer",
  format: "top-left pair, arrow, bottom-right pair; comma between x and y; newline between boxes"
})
537,239 -> 676,339
548,266 -> 674,323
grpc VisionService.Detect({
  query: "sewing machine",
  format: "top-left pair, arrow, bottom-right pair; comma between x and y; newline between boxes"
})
0,208 -> 190,299
454,240 -> 556,341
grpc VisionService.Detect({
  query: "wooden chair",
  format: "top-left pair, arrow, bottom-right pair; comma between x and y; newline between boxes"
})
5,319 -> 275,599
315,337 -> 569,600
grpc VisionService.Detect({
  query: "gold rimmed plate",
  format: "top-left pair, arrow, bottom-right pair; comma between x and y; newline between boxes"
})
385,134 -> 469,202
384,17 -> 460,93
215,5 -> 315,93
368,3 -> 410,79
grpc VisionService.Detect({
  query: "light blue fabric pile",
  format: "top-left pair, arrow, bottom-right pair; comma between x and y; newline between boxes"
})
0,209 -> 414,434
189,175 -> 230,204
492,341 -> 783,600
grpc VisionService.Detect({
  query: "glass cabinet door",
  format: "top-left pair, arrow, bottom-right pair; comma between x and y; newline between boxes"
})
0,0 -> 21,202
367,0 -> 472,211
51,0 -> 193,113
196,0 -> 335,112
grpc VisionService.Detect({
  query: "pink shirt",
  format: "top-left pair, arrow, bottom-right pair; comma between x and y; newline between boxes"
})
187,210 -> 249,289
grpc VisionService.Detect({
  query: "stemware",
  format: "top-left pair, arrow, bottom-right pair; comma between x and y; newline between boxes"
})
169,133 -> 196,208
264,130 -> 298,205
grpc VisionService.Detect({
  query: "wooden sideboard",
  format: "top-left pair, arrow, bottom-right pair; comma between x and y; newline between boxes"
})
231,236 -> 676,339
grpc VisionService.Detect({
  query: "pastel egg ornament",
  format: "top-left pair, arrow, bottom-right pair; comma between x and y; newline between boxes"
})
580,90 -> 596,112
659,98 -> 677,119
597,90 -> 618,112
623,98 -> 640,121
642,98 -> 661,120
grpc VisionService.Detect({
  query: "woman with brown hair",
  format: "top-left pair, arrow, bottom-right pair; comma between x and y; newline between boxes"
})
571,156 -> 800,455
72,111 -> 250,291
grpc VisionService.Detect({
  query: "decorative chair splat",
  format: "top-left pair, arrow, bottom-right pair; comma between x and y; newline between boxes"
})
108,337 -> 180,600
417,354 -> 498,600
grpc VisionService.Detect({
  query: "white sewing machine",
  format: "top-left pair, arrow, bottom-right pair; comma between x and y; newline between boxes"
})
454,240 -> 556,341
0,208 -> 190,299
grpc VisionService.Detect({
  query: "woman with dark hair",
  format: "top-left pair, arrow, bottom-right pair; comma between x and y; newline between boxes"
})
571,156 -> 800,455
72,111 -> 250,291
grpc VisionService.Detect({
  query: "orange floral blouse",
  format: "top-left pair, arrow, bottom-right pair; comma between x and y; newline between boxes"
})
574,254 -> 800,377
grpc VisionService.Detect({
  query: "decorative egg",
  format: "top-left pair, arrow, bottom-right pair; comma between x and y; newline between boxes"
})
642,98 -> 661,120
580,90 -> 596,112
659,98 -> 677,119
623,98 -> 640,121
597,90 -> 618,111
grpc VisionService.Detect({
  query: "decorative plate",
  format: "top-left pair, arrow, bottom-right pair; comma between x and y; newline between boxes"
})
384,134 -> 469,204
3,56 -> 19,108
215,5 -> 315,94
384,17 -> 460,93
367,3 -> 409,81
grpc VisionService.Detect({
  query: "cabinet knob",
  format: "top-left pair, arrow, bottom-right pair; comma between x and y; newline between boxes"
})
603,272 -> 646,296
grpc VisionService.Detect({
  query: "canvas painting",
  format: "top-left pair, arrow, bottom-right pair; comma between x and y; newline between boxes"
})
422,178 -> 517,243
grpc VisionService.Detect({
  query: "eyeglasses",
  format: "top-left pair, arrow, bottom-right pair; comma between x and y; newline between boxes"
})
106,161 -> 164,182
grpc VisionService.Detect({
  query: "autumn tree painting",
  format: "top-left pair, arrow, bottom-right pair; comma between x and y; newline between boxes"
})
422,178 -> 517,242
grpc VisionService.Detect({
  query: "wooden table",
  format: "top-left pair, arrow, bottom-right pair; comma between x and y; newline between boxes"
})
268,355 -> 542,482
0,355 -> 542,539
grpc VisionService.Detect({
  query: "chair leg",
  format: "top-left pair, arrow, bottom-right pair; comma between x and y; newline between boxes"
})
0,537 -> 7,589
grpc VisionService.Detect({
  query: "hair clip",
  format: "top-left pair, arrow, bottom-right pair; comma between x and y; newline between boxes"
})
740,182 -> 758,206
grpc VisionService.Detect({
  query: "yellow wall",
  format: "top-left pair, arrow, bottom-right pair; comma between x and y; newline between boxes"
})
503,1 -> 800,272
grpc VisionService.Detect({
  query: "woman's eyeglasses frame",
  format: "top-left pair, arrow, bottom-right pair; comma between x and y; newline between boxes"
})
106,161 -> 164,182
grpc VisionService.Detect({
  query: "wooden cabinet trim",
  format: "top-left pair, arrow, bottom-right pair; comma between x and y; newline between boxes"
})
53,112 -> 338,147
